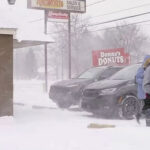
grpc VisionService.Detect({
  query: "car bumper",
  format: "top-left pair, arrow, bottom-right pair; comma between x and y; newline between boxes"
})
81,94 -> 119,115
49,86 -> 81,104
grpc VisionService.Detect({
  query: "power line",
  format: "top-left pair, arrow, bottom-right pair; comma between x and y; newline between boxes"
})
28,2 -> 150,24
27,3 -> 150,35
85,11 -> 150,28
46,10 -> 150,35
84,2 -> 150,22
74,2 -> 150,27
28,0 -> 98,23
88,19 -> 150,33
87,0 -> 106,7
47,18 -> 150,35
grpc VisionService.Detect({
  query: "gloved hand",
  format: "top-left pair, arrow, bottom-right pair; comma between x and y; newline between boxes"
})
146,93 -> 150,99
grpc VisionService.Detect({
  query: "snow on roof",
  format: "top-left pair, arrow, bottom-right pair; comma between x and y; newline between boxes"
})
15,28 -> 54,43
0,8 -> 54,43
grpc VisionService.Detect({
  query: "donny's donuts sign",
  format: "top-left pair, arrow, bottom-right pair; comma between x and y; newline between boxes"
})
92,48 -> 130,66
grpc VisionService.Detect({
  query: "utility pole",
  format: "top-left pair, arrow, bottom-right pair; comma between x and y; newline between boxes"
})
44,10 -> 48,92
68,13 -> 71,79
61,48 -> 64,80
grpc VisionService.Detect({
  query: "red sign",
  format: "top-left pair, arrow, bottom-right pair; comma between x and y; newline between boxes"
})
48,11 -> 69,19
92,48 -> 130,67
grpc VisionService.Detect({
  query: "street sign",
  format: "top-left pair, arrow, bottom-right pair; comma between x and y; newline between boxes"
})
92,48 -> 130,66
28,0 -> 86,13
48,11 -> 69,19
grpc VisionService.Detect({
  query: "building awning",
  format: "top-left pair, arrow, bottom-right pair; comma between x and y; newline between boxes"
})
0,9 -> 55,49
14,30 -> 54,49
0,28 -> 54,49
13,39 -> 52,49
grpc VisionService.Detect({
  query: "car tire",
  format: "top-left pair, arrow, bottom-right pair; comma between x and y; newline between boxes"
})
56,101 -> 72,109
119,95 -> 140,120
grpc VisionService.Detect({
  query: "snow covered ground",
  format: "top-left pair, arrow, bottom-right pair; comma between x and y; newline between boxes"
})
0,80 -> 150,150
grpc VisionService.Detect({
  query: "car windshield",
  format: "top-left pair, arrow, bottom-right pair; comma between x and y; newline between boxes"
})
77,67 -> 107,79
99,67 -> 122,79
109,64 -> 141,80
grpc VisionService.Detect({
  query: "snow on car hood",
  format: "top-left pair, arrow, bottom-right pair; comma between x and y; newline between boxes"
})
52,78 -> 93,88
85,79 -> 128,90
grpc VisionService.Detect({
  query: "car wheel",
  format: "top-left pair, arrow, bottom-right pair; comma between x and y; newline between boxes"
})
56,101 -> 72,109
119,95 -> 140,120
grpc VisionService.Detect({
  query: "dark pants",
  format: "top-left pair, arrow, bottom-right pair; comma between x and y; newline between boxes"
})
142,94 -> 150,111
142,94 -> 150,126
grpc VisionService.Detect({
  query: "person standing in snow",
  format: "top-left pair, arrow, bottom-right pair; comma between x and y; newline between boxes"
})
143,56 -> 150,126
135,55 -> 150,123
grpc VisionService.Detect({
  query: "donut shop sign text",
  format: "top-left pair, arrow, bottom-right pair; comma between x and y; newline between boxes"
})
92,48 -> 130,66
27,0 -> 86,13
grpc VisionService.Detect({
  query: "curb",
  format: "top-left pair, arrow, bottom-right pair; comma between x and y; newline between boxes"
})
14,102 -> 57,110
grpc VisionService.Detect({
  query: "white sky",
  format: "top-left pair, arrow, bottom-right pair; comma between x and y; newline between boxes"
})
0,0 -> 150,36
85,0 -> 150,35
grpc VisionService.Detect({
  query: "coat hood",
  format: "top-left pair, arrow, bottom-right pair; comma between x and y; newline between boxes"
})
142,55 -> 150,68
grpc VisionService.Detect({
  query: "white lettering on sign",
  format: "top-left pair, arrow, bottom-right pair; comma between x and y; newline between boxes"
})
48,11 -> 68,19
98,52 -> 124,66
100,52 -> 121,58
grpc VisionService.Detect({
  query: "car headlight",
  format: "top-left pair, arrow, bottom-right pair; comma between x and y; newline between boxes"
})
99,88 -> 117,95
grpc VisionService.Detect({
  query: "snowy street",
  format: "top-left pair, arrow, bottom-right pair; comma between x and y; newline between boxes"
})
1,104 -> 150,150
0,80 -> 150,150
1,0 -> 150,149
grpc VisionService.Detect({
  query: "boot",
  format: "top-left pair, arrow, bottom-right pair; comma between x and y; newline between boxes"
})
136,113 -> 141,124
145,109 -> 150,126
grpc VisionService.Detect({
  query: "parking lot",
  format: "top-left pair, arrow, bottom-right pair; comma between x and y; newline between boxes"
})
0,80 -> 145,150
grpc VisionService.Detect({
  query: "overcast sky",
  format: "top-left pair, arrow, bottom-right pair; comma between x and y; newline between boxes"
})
1,0 -> 150,36
84,0 -> 150,37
